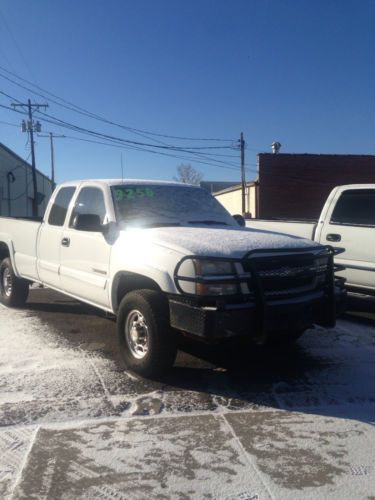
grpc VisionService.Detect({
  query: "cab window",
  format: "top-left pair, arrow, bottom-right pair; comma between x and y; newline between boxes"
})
70,187 -> 107,227
330,189 -> 375,226
48,187 -> 76,226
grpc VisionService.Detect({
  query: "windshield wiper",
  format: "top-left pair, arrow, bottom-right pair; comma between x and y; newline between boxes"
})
188,220 -> 228,225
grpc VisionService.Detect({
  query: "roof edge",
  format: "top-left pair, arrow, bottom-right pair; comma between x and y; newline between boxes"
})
0,142 -> 52,182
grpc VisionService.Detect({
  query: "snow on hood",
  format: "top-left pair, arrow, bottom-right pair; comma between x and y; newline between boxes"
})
145,225 -> 320,258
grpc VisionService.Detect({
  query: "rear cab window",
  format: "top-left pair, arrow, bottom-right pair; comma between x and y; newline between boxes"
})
48,187 -> 76,226
330,189 -> 375,227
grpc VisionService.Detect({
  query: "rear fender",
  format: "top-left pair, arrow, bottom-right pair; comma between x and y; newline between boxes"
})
0,236 -> 19,276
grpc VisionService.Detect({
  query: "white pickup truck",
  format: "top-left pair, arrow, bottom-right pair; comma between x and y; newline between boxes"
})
247,184 -> 375,296
0,179 -> 345,377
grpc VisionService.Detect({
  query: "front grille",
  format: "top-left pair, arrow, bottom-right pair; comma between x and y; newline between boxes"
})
242,253 -> 326,299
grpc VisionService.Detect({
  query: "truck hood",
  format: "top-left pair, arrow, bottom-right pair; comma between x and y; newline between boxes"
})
143,225 -> 320,258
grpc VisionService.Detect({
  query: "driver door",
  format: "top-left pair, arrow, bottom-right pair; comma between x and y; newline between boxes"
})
59,186 -> 112,308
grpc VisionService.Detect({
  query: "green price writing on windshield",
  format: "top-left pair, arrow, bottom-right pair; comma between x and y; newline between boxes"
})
115,188 -> 154,201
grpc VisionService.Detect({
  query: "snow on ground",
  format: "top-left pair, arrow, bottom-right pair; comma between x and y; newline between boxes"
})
0,303 -> 375,499
0,304 -> 110,418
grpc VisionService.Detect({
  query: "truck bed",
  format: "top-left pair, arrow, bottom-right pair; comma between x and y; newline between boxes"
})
0,216 -> 42,280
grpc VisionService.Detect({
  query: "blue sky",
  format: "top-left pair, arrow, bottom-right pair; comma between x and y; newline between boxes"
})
0,0 -> 374,184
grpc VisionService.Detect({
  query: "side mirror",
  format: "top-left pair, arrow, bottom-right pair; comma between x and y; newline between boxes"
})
73,213 -> 103,232
233,214 -> 246,227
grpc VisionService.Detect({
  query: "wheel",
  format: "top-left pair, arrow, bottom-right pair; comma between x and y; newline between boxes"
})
0,258 -> 29,308
117,289 -> 177,378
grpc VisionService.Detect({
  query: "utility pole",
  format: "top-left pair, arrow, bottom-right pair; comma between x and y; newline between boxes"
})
240,132 -> 246,215
6,171 -> 15,216
38,132 -> 65,189
12,99 -> 48,217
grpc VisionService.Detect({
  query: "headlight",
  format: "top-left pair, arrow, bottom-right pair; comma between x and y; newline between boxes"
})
194,259 -> 238,296
175,258 -> 241,296
194,259 -> 233,276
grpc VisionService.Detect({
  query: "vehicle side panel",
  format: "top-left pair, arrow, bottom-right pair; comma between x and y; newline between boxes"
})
246,220 -> 316,239
318,186 -> 375,292
37,224 -> 64,289
0,217 -> 41,280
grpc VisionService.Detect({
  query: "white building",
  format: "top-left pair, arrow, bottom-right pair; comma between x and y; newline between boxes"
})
213,182 -> 258,218
0,142 -> 53,218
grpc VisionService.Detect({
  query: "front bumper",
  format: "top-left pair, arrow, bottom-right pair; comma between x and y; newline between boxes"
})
169,287 -> 346,342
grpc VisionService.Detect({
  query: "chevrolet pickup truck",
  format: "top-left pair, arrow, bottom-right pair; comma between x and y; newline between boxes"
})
0,179 -> 345,377
247,184 -> 375,296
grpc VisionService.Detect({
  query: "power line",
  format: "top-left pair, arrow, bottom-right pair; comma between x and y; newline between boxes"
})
0,102 -> 25,114
0,64 -> 235,142
0,9 -> 37,82
1,100 -> 242,171
63,134 -> 252,172
34,108 -> 234,151
32,108 -> 243,169
0,67 -> 268,181
1,93 -> 240,163
0,88 -> 24,103
0,120 -> 18,127
0,45 -> 16,75
1,70 -> 241,167
2,101 -> 248,173
0,68 -> 176,147
1,90 -> 249,174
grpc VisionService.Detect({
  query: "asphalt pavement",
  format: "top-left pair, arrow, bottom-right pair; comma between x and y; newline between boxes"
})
0,288 -> 374,499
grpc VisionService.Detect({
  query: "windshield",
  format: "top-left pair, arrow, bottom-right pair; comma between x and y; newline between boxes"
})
111,184 -> 237,227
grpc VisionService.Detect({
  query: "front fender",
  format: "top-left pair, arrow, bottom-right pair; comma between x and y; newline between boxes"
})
108,233 -> 187,311
109,266 -> 177,312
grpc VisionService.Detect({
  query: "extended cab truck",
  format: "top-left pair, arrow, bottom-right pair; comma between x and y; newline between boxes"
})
247,185 -> 375,296
0,180 -> 345,377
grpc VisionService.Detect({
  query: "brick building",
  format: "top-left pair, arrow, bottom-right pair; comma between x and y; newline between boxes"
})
257,154 -> 375,220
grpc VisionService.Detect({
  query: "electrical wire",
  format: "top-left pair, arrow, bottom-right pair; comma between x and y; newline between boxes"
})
0,91 -> 251,174
0,89 -> 24,104
0,95 -> 240,168
32,109 -> 243,169
64,134 -> 253,172
0,64 -> 235,142
35,108 -> 234,151
0,120 -> 18,127
0,68 -> 266,178
0,9 -> 37,82
0,101 -> 243,173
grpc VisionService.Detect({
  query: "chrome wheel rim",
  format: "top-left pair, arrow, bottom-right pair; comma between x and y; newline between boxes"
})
125,310 -> 149,359
2,267 -> 12,297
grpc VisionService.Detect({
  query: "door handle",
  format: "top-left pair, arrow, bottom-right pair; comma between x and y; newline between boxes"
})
326,233 -> 341,242
61,237 -> 70,247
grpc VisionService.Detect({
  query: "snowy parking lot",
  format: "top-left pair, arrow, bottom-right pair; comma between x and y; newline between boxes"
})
0,289 -> 374,499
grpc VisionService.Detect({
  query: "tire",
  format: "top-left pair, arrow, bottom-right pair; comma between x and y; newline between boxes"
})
117,289 -> 177,378
0,257 -> 29,308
